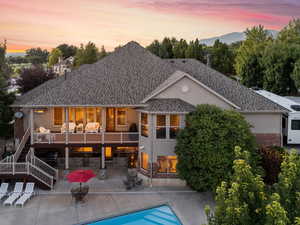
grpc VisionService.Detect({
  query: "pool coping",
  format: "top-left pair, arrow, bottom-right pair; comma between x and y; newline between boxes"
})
74,203 -> 185,225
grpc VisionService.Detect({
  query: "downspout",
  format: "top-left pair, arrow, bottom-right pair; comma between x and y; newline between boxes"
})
150,114 -> 154,188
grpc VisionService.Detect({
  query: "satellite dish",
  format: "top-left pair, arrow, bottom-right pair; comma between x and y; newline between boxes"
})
14,111 -> 24,119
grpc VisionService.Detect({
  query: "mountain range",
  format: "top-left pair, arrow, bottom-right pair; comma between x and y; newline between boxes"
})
199,30 -> 279,46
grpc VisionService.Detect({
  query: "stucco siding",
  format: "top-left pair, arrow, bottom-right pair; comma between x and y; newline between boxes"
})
155,77 -> 233,109
243,113 -> 282,134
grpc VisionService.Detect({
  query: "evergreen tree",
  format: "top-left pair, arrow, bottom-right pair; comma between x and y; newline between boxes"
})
25,47 -> 49,64
159,37 -> 173,58
56,44 -> 77,59
146,40 -> 161,56
185,39 -> 205,62
98,45 -> 108,60
173,39 -> 188,58
277,19 -> 300,44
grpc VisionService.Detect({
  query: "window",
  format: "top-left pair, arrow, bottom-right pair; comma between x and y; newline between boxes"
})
74,147 -> 93,152
291,120 -> 300,130
170,115 -> 180,139
141,113 -> 149,137
105,147 -> 112,158
69,108 -> 75,122
75,108 -> 84,124
117,108 -> 127,125
96,108 -> 101,124
86,108 -> 95,123
54,108 -> 63,126
141,152 -> 149,170
156,115 -> 166,139
157,156 -> 178,173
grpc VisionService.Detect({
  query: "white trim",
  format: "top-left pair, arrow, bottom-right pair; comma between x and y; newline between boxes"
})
137,110 -> 190,114
12,104 -> 146,108
141,72 -> 241,109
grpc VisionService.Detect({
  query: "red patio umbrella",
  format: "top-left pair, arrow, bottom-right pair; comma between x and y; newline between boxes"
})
67,169 -> 96,191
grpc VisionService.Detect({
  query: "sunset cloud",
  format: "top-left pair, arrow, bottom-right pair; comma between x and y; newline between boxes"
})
0,0 -> 298,52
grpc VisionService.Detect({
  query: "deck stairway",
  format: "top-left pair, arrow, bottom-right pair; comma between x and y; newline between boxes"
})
0,128 -> 58,190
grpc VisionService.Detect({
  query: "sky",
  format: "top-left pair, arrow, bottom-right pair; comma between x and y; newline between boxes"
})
1,0 -> 299,53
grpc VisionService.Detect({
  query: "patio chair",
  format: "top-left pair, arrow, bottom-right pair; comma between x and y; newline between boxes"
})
0,183 -> 9,200
85,122 -> 100,133
3,182 -> 23,206
15,183 -> 35,207
76,123 -> 84,133
38,127 -> 50,133
61,122 -> 76,133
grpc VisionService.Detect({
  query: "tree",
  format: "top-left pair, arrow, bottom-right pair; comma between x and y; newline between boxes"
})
0,41 -> 15,140
205,147 -> 267,225
159,37 -> 173,58
277,19 -> 300,44
173,39 -> 188,58
175,105 -> 258,192
235,25 -> 271,88
56,44 -> 77,59
292,59 -> 300,89
48,48 -> 63,67
146,40 -> 161,56
185,39 -> 206,62
262,42 -> 300,95
16,66 -> 55,94
265,193 -> 289,225
210,40 -> 235,75
25,47 -> 49,64
98,45 -> 107,60
74,42 -> 99,67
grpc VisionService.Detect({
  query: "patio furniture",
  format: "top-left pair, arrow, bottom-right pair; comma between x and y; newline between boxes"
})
85,122 -> 100,133
15,183 -> 35,207
0,183 -> 9,200
123,169 -> 143,190
3,182 -> 23,206
38,127 -> 50,133
71,186 -> 89,203
76,123 -> 84,133
61,122 -> 76,133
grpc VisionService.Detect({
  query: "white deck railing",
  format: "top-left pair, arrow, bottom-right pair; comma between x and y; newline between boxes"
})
33,132 -> 139,144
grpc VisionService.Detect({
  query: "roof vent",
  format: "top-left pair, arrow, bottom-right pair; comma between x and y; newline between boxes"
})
170,60 -> 174,63
182,60 -> 186,63
291,105 -> 300,111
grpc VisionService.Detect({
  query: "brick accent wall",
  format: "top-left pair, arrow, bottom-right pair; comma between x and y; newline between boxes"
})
254,133 -> 281,147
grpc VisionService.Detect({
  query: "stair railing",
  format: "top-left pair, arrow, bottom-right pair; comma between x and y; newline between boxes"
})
13,128 -> 30,162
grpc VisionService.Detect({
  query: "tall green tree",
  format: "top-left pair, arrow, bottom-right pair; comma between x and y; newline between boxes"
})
235,25 -> 271,88
159,37 -> 173,58
48,48 -> 63,67
98,45 -> 108,60
0,41 -> 15,140
74,42 -> 99,67
146,40 -> 161,56
277,19 -> 300,44
210,40 -> 235,75
185,39 -> 205,62
292,59 -> 300,89
173,39 -> 188,58
25,47 -> 49,64
56,44 -> 77,59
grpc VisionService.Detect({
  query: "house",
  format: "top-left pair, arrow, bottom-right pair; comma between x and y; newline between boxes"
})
3,41 -> 286,188
52,56 -> 74,76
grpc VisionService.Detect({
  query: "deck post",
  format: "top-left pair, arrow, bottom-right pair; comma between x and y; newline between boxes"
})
101,108 -> 106,131
30,108 -> 34,145
65,147 -> 69,170
65,108 -> 69,145
101,147 -> 105,169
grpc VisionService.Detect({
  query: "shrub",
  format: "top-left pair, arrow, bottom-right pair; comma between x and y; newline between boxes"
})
175,104 -> 259,192
259,146 -> 285,185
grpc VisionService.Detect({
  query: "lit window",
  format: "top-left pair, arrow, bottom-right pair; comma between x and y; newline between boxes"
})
96,108 -> 102,124
105,147 -> 112,158
75,108 -> 84,124
117,109 -> 127,125
158,156 -> 178,173
86,108 -> 95,123
74,147 -> 93,152
141,113 -> 149,137
141,152 -> 149,170
69,108 -> 75,122
170,115 -> 180,139
54,108 -> 63,126
156,115 -> 166,139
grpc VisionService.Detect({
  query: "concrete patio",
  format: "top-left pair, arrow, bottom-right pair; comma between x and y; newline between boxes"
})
0,166 -> 214,225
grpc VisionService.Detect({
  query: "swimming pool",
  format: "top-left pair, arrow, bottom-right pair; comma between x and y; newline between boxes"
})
87,205 -> 183,225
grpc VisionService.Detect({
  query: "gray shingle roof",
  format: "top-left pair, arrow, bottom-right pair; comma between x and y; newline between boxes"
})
140,98 -> 196,113
13,41 -> 286,112
164,59 -> 286,112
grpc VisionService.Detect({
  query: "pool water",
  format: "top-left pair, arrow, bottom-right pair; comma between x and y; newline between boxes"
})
87,205 -> 183,225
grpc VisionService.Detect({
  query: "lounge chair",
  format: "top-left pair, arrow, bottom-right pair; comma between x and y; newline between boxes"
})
38,127 -> 50,133
85,122 -> 100,133
0,183 -> 9,200
15,183 -> 35,207
61,122 -> 76,133
3,182 -> 23,206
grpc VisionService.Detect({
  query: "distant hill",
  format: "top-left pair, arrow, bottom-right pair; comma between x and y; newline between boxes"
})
200,30 -> 279,46
6,52 -> 26,57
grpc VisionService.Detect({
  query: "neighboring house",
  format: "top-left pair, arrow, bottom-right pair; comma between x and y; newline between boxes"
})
53,56 -> 74,76
4,42 -> 286,188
